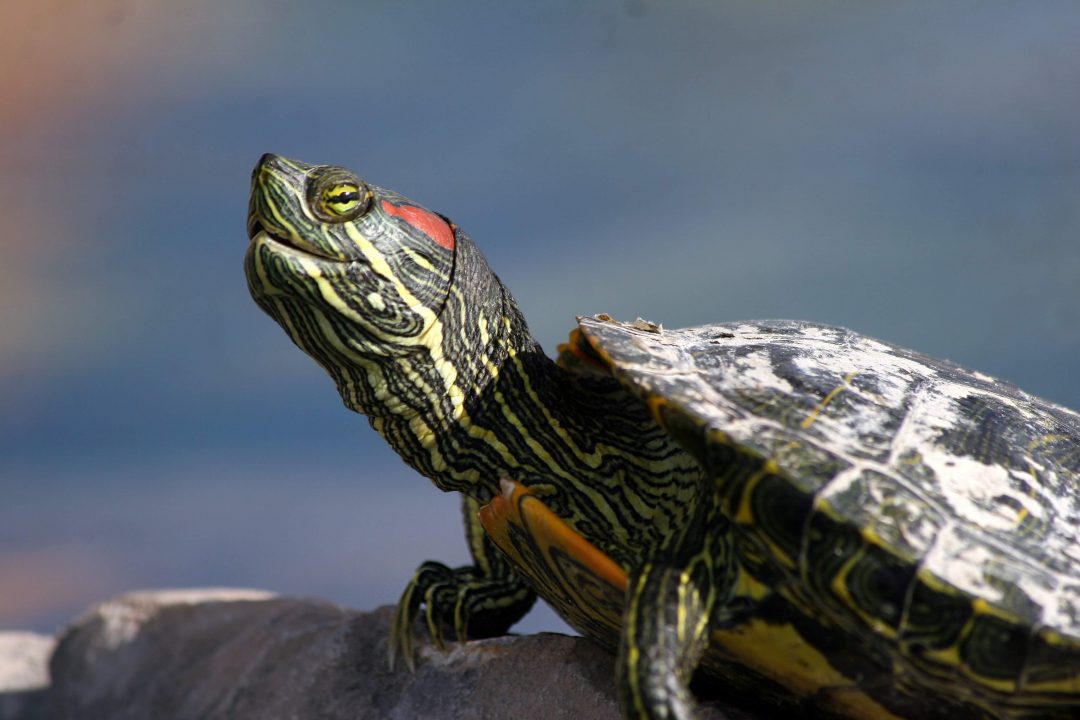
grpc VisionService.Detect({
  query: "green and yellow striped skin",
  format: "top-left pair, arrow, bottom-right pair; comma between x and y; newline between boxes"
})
245,155 -> 1080,720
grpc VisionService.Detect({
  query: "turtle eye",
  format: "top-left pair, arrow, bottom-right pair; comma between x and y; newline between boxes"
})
315,180 -> 371,221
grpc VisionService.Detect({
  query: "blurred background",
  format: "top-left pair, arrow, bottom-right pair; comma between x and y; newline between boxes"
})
2,1 -> 1079,636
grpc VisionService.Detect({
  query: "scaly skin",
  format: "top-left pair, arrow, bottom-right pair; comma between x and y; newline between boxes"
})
245,154 -> 1080,719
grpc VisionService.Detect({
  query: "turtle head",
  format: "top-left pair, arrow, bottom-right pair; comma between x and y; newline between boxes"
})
245,154 -> 464,418
245,155 -> 675,503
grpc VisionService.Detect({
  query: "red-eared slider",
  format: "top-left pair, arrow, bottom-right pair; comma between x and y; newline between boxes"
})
245,154 -> 1080,719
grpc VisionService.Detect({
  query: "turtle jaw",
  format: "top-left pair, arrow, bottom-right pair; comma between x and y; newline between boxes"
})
247,221 -> 345,264
244,226 -> 359,304
246,203 -> 357,263
246,220 -> 298,259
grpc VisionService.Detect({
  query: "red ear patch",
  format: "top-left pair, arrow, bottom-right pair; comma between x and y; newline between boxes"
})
381,200 -> 455,250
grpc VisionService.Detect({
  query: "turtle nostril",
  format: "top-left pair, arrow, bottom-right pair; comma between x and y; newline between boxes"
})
258,152 -> 279,167
252,153 -> 281,183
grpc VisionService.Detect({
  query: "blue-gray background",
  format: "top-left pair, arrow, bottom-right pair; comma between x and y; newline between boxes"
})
2,1 -> 1079,635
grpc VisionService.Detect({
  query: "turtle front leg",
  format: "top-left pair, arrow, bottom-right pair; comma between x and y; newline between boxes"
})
389,494 -> 536,670
617,561 -> 711,720
617,498 -> 734,720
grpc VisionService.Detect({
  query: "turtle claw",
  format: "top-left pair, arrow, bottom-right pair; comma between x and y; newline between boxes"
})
423,583 -> 448,652
388,576 -> 420,671
386,558 -> 537,672
388,560 -> 458,670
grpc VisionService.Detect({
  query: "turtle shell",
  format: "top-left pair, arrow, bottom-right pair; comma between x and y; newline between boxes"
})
542,315 -> 1080,717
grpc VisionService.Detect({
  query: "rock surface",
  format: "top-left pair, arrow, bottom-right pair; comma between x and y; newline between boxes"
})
0,632 -> 54,720
2,589 -> 757,720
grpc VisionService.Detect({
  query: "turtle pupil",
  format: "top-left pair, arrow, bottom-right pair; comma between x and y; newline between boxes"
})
320,182 -> 366,218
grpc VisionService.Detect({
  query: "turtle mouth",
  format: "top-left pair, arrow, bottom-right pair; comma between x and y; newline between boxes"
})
246,214 -> 265,242
247,217 -> 349,262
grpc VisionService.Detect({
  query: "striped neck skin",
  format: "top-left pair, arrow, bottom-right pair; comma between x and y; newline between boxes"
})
245,155 -> 701,555
350,236 -> 704,558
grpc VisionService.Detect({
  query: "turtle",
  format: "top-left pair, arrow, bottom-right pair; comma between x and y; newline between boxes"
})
244,153 -> 1080,719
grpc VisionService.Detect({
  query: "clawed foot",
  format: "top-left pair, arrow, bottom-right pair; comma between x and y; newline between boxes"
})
388,560 -> 535,671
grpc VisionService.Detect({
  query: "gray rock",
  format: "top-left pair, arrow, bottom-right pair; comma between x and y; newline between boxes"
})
0,631 -> 54,720
39,589 -> 754,719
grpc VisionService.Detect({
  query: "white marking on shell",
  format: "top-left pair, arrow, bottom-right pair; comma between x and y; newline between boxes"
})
734,350 -> 795,395
922,527 -> 1004,602
733,323 -> 763,337
922,449 -> 1039,531
794,325 -> 844,343
922,524 -> 1067,627
814,465 -> 865,503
